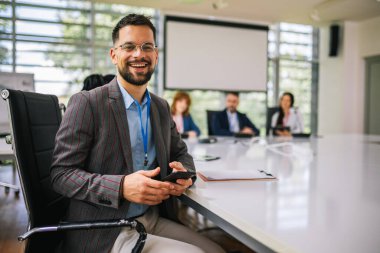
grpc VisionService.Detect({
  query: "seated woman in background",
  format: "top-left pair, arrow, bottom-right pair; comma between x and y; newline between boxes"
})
171,91 -> 201,137
271,92 -> 304,136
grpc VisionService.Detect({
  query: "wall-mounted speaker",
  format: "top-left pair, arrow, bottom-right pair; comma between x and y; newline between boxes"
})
329,24 -> 340,57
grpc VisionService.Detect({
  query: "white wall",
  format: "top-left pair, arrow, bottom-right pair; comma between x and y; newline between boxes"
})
318,16 -> 380,135
318,25 -> 345,134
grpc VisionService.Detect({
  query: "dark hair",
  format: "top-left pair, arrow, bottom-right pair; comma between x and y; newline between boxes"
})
112,14 -> 156,45
171,91 -> 191,116
103,74 -> 115,84
226,91 -> 239,98
276,92 -> 295,127
82,74 -> 105,91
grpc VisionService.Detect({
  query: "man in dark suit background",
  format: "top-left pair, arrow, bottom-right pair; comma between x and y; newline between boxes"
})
50,14 -> 224,253
213,92 -> 260,136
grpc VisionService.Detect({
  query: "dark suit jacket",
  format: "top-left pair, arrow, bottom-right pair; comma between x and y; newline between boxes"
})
212,109 -> 260,136
50,79 -> 195,253
183,114 -> 201,136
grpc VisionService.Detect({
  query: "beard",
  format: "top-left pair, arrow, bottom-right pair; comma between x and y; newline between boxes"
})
118,59 -> 155,86
228,107 -> 237,113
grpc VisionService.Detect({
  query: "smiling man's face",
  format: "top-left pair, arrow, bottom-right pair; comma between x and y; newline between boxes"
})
110,25 -> 158,86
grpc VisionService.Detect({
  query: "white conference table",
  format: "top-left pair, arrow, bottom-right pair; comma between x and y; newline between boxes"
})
181,134 -> 380,253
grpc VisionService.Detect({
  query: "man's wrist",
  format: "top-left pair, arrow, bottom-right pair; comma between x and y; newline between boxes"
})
119,175 -> 125,200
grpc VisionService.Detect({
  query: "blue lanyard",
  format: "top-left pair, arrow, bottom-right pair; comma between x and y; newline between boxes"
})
133,92 -> 151,167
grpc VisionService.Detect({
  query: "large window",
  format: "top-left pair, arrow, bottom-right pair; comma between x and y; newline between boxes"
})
0,0 -> 156,102
164,90 -> 266,136
268,23 -> 319,133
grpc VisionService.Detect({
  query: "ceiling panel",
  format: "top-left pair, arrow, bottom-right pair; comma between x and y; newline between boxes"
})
97,0 -> 380,25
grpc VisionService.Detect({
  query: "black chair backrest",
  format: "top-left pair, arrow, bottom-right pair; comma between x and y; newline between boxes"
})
266,106 -> 280,136
4,89 -> 68,252
206,110 -> 221,136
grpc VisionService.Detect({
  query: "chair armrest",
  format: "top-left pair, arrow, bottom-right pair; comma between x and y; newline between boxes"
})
18,219 -> 147,253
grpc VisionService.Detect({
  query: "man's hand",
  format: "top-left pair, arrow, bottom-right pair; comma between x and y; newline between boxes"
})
240,127 -> 254,134
167,161 -> 193,196
275,130 -> 292,137
122,167 -> 174,205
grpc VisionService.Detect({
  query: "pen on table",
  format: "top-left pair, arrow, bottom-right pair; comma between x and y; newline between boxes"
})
259,169 -> 274,177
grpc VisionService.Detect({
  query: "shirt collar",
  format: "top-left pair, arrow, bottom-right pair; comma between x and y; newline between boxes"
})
227,110 -> 237,117
117,78 -> 150,109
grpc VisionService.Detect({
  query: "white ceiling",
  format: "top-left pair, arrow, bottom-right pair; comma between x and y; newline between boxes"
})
100,0 -> 380,25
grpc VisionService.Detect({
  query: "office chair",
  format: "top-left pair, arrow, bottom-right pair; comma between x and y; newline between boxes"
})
1,89 -> 146,253
206,110 -> 220,136
265,106 -> 279,136
0,134 -> 20,195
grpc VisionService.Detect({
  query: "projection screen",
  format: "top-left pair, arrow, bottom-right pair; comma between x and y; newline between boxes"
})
164,16 -> 268,92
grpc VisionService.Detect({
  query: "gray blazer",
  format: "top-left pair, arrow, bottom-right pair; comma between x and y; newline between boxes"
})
50,78 -> 195,253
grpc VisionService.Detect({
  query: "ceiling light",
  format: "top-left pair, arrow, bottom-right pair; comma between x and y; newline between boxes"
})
310,9 -> 320,21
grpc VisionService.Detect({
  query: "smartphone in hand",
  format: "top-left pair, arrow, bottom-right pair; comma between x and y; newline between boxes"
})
162,171 -> 196,183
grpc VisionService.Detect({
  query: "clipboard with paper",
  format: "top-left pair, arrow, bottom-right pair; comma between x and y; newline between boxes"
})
197,169 -> 276,182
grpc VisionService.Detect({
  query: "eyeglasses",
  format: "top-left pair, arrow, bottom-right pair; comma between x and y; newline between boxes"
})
115,42 -> 157,53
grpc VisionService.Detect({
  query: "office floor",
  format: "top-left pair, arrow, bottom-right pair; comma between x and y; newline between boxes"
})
0,163 -> 255,253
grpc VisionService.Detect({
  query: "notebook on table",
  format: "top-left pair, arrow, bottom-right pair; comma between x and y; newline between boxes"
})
197,169 -> 276,182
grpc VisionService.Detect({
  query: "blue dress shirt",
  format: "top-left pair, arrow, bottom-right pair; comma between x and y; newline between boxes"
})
117,81 -> 156,218
227,110 -> 240,133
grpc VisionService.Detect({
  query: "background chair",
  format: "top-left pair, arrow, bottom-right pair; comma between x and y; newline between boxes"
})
265,106 -> 279,136
1,89 -> 145,253
206,110 -> 220,136
0,98 -> 19,195
58,103 -> 66,114
0,134 -> 20,195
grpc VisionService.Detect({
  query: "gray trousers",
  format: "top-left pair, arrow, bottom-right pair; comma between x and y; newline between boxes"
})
111,207 -> 225,253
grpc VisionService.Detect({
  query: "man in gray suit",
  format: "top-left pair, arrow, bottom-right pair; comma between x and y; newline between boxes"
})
50,14 -> 224,253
